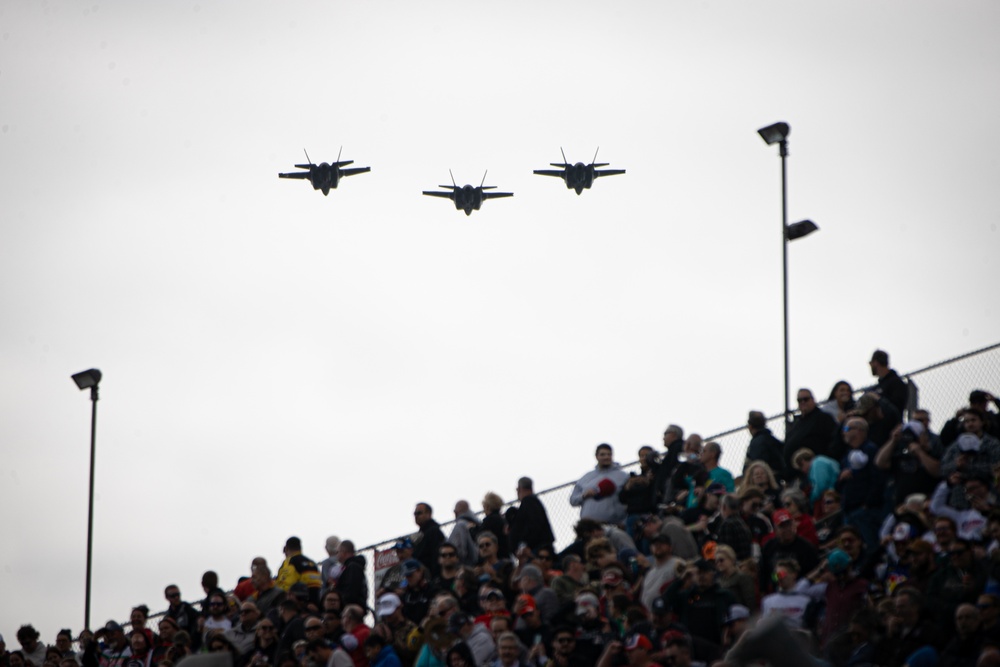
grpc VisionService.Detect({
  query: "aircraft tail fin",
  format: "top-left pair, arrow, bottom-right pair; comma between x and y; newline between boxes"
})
480,170 -> 488,188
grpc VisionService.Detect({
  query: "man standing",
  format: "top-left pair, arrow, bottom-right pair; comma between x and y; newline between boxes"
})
373,593 -> 417,666
164,585 -> 203,651
870,349 -> 910,415
759,509 -> 819,595
506,476 -> 556,554
411,503 -> 445,578
252,564 -> 286,619
276,536 -> 322,606
744,411 -> 785,478
569,444 -> 630,526
334,540 -> 368,608
783,388 -> 838,466
319,535 -> 342,598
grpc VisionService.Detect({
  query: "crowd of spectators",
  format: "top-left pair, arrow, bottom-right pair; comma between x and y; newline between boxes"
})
3,350 -> 1000,667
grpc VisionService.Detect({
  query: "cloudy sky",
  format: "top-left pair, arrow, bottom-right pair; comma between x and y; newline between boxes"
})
1,0 -> 998,641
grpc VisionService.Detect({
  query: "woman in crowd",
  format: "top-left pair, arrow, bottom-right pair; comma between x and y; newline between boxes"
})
781,490 -> 819,546
715,544 -> 757,612
480,492 -> 509,559
823,380 -> 856,423
739,462 -> 783,515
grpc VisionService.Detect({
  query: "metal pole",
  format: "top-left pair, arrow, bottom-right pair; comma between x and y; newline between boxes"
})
780,139 -> 790,437
85,384 -> 98,630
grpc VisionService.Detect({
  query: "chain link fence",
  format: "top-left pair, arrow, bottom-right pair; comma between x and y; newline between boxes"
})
353,342 -> 1000,607
123,342 -> 998,634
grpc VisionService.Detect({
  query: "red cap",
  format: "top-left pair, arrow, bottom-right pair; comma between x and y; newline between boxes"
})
596,478 -> 617,497
772,509 -> 793,525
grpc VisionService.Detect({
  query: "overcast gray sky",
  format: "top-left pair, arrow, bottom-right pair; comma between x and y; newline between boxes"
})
1,0 -> 998,641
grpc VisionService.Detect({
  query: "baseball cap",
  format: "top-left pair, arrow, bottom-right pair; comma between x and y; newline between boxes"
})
376,593 -> 401,617
624,634 -> 652,651
724,604 -> 750,625
772,509 -> 793,525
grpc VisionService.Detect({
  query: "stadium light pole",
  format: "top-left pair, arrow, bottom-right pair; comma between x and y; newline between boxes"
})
72,368 -> 102,631
757,122 -> 818,435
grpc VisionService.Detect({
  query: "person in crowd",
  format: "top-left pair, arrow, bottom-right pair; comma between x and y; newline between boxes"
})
251,564 -> 286,620
822,380 -> 856,424
849,392 -> 903,453
652,424 -> 686,504
570,444 -> 630,526
760,559 -> 811,629
837,417 -> 886,549
306,638 -> 352,667
448,500 -> 482,567
16,627 -> 47,667
942,390 -> 1000,447
506,477 -> 555,556
339,605 -> 370,667
738,461 -> 783,514
814,488 -> 844,545
639,533 -> 681,611
783,388 -> 838,466
224,601 -> 260,658
869,349 -> 910,415
333,540 -> 368,609
744,411 -> 786,479
876,421 -> 944,508
713,543 -> 756,612
481,491 -> 511,559
875,586 -> 945,667
412,503 -> 446,578
699,441 -> 734,493
780,490 -> 818,546
759,509 -> 819,595
618,446 -> 660,539
319,536 -> 342,599
276,537 -> 322,606
664,558 -> 734,647
714,493 -> 754,562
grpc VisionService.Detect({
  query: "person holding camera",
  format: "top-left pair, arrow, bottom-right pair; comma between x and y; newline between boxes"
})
875,421 -> 945,508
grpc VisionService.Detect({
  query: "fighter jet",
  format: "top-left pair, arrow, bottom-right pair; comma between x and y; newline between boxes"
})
533,148 -> 625,195
422,171 -> 513,216
278,148 -> 370,196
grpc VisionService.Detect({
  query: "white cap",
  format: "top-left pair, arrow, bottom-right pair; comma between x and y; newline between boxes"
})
957,434 -> 981,452
376,593 -> 402,617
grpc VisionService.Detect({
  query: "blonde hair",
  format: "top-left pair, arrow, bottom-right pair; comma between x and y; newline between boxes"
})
741,461 -> 778,492
482,492 -> 504,513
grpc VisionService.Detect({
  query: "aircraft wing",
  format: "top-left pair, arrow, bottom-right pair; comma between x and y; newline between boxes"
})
422,191 -> 455,199
533,170 -> 565,178
341,167 -> 371,177
595,169 -> 626,177
483,191 -> 513,200
278,172 -> 310,179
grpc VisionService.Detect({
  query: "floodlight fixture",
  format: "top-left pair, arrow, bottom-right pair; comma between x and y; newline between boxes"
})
72,368 -> 102,391
757,122 -> 790,146
786,219 -> 819,241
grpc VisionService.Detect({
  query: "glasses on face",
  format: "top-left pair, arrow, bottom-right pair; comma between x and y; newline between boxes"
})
305,626 -> 322,632
797,396 -> 813,404
167,592 -> 180,599
440,552 -> 457,558
478,542 -> 493,549
240,609 -> 256,615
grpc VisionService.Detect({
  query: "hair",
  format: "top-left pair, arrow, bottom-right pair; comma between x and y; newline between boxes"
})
202,571 -> 219,588
781,490 -> 809,514
517,476 -> 534,491
846,417 -> 869,433
446,642 -> 476,667
364,634 -> 387,650
305,639 -> 329,654
574,518 -> 603,539
743,461 -> 779,490
131,605 -> 149,619
164,584 -> 180,595
342,605 -> 364,622
871,349 -> 889,367
476,531 -> 498,545
665,424 -> 684,439
585,537 -> 614,565
496,632 -> 519,646
17,626 -> 40,641
595,443 -> 613,455
747,411 -> 767,430
822,488 -> 840,502
129,630 -> 151,651
703,441 -> 721,460
829,380 -> 855,406
340,540 -> 356,554
791,448 -> 815,469
416,502 -> 433,515
561,554 -> 582,571
56,629 -> 73,641
715,544 -> 736,562
721,494 -> 741,513
483,492 -> 504,513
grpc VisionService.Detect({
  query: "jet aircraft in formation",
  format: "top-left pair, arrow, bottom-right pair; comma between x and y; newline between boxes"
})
278,148 -> 371,196
533,147 -> 626,195
422,171 -> 513,216
278,148 -> 625,215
